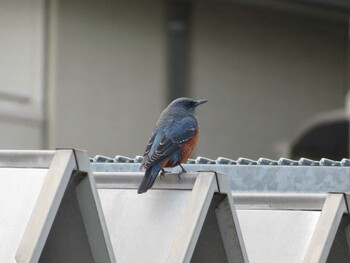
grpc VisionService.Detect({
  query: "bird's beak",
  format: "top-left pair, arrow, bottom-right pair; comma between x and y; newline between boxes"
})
195,99 -> 208,107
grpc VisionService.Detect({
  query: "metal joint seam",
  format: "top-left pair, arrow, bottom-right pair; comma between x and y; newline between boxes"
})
343,193 -> 350,214
56,148 -> 80,171
214,171 -> 221,194
72,149 -> 80,171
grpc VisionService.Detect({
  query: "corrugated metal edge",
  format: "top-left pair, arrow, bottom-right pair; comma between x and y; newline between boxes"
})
90,155 -> 350,167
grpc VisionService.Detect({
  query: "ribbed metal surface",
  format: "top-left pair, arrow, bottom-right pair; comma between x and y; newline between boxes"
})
91,155 -> 350,194
90,155 -> 350,167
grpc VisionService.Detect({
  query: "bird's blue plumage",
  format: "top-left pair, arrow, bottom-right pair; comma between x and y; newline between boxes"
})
138,97 -> 207,194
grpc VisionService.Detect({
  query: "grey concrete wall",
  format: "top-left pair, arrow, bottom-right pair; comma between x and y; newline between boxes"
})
0,121 -> 42,149
0,0 -> 347,159
0,0 -> 44,149
49,0 -> 167,156
49,0 -> 348,159
191,2 -> 348,159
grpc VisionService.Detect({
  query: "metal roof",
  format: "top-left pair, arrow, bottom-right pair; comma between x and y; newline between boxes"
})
90,155 -> 350,166
91,155 -> 350,194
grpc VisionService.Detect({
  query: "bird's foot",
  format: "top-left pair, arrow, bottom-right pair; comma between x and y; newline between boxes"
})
159,169 -> 168,180
177,172 -> 182,180
177,164 -> 187,180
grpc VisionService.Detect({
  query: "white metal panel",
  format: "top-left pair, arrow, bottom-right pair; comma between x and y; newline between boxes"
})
0,168 -> 47,263
99,189 -> 192,263
237,210 -> 320,263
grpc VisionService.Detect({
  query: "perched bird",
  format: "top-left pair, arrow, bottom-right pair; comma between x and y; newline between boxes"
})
138,97 -> 207,194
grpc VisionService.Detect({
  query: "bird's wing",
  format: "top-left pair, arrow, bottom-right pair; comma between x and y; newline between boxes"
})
143,116 -> 197,169
141,132 -> 156,169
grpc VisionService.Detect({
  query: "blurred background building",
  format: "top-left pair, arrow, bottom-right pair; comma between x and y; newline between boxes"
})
1,0 -> 349,160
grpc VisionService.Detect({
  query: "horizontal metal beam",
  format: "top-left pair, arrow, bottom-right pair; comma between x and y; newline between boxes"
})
0,150 -> 55,168
94,172 -> 330,212
94,172 -> 197,190
232,193 -> 328,210
92,164 -> 350,194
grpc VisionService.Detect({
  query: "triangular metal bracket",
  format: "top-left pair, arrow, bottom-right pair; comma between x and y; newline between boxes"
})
15,149 -> 115,263
167,172 -> 249,263
304,192 -> 350,263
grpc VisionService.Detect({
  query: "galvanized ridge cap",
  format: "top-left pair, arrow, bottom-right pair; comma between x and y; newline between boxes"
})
90,155 -> 350,167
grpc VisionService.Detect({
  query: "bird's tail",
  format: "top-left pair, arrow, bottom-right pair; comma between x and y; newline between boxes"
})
137,163 -> 162,194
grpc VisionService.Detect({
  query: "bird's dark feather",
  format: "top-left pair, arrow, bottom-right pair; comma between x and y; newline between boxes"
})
142,116 -> 197,170
141,133 -> 156,170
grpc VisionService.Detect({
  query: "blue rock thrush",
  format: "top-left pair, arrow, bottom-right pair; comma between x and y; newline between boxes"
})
138,97 -> 207,194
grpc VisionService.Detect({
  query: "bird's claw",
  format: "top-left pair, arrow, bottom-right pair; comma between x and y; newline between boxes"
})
159,169 -> 167,180
177,164 -> 187,180
177,172 -> 182,180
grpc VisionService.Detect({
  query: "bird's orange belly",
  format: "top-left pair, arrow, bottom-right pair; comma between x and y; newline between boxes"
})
162,128 -> 199,168
179,132 -> 199,163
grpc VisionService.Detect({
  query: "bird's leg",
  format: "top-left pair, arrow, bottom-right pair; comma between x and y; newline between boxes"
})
159,168 -> 171,180
159,169 -> 166,180
177,164 -> 187,180
179,164 -> 187,173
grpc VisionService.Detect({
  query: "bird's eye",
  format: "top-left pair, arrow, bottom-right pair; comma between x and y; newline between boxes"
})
186,101 -> 194,108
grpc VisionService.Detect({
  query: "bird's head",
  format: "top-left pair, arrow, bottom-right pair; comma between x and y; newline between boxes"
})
168,97 -> 208,115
